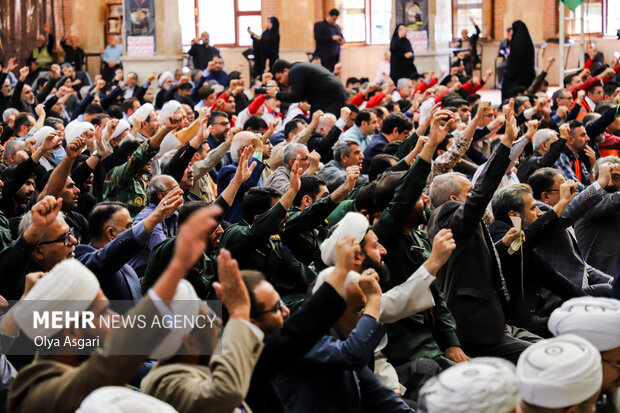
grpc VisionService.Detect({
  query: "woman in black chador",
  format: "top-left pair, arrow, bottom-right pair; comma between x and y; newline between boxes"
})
390,24 -> 417,82
501,20 -> 536,100
249,17 -> 280,78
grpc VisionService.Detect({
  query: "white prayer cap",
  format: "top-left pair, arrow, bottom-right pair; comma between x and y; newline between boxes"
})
158,100 -> 182,125
128,103 -> 155,127
76,386 -> 178,413
548,297 -> 620,352
32,126 -> 55,150
107,119 -> 130,141
516,334 -> 602,409
158,71 -> 174,87
149,279 -> 201,360
65,122 -> 94,145
418,357 -> 519,413
320,212 -> 369,266
14,259 -> 101,340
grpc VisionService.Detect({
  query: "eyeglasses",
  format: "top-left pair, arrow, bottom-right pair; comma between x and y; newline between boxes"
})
545,189 -> 560,193
37,228 -> 75,246
603,359 -> 620,370
252,299 -> 284,317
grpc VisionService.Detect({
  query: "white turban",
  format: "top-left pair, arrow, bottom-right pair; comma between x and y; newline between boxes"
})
76,386 -> 178,413
320,212 -> 369,266
158,71 -> 173,87
104,119 -> 130,142
158,100 -> 181,125
32,126 -> 55,150
128,103 -> 155,127
548,297 -> 620,352
14,259 -> 101,340
149,279 -> 201,360
516,334 -> 602,409
418,357 -> 520,413
65,122 -> 94,145
312,267 -> 361,295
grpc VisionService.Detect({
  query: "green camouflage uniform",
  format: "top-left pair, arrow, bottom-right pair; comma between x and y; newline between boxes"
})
103,140 -> 158,217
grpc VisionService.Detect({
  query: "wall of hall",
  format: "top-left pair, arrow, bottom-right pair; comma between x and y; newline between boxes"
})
42,0 -> 615,88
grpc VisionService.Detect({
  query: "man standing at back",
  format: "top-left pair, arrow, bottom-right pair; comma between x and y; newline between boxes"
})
188,31 -> 220,70
313,9 -> 344,72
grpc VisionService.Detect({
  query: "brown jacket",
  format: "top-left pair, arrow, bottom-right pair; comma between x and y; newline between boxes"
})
8,297 -> 169,412
141,318 -> 263,413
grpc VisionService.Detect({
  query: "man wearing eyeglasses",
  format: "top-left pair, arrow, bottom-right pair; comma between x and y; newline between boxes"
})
205,111 -> 232,174
0,195 -> 71,300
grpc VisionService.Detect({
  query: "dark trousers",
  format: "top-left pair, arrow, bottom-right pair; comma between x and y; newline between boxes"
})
321,55 -> 339,73
461,325 -> 541,364
395,357 -> 444,402
584,283 -> 613,297
317,100 -> 345,117
102,63 -> 122,82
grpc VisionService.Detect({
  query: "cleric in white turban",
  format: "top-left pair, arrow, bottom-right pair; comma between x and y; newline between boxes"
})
548,296 -> 620,409
516,334 -> 602,412
76,386 -> 178,413
418,357 -> 520,413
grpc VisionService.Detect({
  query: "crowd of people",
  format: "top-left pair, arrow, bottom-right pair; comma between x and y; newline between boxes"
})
0,12 -> 619,413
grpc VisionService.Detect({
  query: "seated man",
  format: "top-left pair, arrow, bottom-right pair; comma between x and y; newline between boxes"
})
528,166 -> 613,296
515,334 -> 602,413
516,127 -> 566,183
142,147 -> 258,299
362,112 -> 412,173
488,183 -> 584,337
264,142 -> 318,194
318,212 -> 457,396
574,157 -> 620,275
427,100 -> 539,363
276,264 -> 414,412
217,131 -> 266,223
282,167 -> 358,266
126,175 -> 182,278
7,204 -> 222,412
103,115 -> 181,217
141,249 -> 262,413
220,157 -> 316,311
0,196 -> 69,299
338,109 -> 378,152
76,189 -> 182,304
319,138 -> 368,192
548,297 -> 620,413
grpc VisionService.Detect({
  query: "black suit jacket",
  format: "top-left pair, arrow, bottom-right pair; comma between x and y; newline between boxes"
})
516,138 -> 567,183
427,144 -> 511,345
246,282 -> 346,413
307,124 -> 343,162
488,213 -> 584,337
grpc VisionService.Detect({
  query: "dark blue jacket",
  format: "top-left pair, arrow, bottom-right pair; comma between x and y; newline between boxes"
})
362,134 -> 389,174
276,315 -> 413,413
217,157 -> 265,223
75,221 -> 147,304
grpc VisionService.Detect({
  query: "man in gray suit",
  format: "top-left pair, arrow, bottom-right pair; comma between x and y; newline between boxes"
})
528,165 -> 614,296
574,157 -> 620,276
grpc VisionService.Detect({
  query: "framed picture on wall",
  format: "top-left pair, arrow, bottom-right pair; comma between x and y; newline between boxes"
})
109,4 -> 123,17
108,19 -> 121,34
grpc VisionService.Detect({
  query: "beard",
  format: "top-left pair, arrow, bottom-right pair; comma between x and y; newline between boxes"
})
363,255 -> 391,284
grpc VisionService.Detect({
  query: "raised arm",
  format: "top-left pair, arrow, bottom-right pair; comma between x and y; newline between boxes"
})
37,135 -> 85,202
